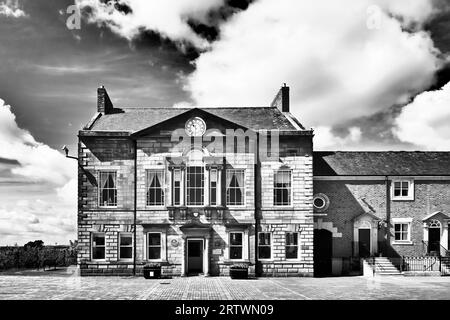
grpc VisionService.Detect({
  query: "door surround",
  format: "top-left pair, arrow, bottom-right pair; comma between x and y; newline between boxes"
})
422,212 -> 450,254
183,236 -> 209,276
353,212 -> 379,257
187,238 -> 204,275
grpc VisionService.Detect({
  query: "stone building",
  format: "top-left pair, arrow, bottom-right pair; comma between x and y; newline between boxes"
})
77,86 -> 450,277
78,85 -> 314,277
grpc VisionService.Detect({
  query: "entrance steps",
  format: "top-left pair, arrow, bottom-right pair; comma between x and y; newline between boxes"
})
363,257 -> 402,276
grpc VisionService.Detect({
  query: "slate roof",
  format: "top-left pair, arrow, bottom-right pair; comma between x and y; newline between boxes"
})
314,152 -> 450,176
87,107 -> 304,132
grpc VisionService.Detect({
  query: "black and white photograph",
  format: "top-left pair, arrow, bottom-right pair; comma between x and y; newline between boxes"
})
0,0 -> 450,315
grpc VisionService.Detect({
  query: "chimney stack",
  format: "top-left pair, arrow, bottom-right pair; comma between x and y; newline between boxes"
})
97,85 -> 113,114
270,83 -> 290,113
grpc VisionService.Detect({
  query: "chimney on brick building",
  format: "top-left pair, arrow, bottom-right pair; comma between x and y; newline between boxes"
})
97,85 -> 114,114
270,83 -> 290,113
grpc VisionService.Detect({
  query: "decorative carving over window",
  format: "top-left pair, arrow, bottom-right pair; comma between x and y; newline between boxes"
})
428,219 -> 441,228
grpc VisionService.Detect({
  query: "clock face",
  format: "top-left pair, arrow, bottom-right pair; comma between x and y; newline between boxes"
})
185,117 -> 206,136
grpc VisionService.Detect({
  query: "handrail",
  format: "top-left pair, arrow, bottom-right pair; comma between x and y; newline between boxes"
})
422,240 -> 429,255
440,244 -> 450,257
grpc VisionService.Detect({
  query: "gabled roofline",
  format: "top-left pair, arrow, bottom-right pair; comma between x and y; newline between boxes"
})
130,107 -> 251,138
422,211 -> 450,222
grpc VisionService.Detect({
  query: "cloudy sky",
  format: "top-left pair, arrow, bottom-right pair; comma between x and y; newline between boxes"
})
0,0 -> 449,245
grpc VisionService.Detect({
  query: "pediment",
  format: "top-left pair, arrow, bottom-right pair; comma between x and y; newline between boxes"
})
131,108 -> 249,138
422,211 -> 450,222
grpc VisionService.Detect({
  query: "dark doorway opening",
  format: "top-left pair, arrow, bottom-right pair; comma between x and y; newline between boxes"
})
428,228 -> 440,255
314,229 -> 332,277
187,239 -> 203,275
358,229 -> 371,258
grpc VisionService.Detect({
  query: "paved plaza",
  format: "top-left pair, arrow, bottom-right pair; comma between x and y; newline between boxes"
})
1,267 -> 450,300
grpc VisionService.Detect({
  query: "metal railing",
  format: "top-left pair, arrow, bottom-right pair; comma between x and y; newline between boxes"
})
402,256 -> 440,272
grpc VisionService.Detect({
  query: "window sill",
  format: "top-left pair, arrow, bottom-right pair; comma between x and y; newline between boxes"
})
98,206 -> 118,209
392,241 -> 413,245
222,259 -> 250,265
392,197 -> 414,202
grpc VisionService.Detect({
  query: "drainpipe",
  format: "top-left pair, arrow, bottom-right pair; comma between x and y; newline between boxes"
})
133,139 -> 137,276
385,175 -> 391,257
254,132 -> 261,277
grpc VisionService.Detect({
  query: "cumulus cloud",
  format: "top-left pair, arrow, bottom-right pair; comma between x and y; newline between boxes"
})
185,0 -> 442,135
0,99 -> 76,245
76,0 -> 225,49
314,127 -> 363,151
0,0 -> 27,18
394,82 -> 450,150
0,99 -> 75,185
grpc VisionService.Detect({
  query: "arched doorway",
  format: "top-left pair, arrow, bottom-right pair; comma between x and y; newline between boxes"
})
314,229 -> 332,277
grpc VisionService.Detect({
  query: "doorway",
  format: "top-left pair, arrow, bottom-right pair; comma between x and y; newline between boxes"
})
428,228 -> 440,254
187,239 -> 204,275
358,229 -> 371,258
314,229 -> 332,277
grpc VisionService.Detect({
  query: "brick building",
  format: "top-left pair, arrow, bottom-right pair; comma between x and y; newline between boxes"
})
77,86 -> 450,277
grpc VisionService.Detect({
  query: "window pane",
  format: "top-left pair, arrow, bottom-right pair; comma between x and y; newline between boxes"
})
148,247 -> 161,260
230,233 -> 242,245
120,235 -> 132,246
230,247 -> 242,259
286,233 -> 298,246
259,233 -> 271,245
394,224 -> 401,232
147,170 -> 165,206
186,167 -> 204,206
274,170 -> 291,206
286,246 -> 298,259
226,170 -> 244,206
258,246 -> 271,259
120,247 -> 132,259
93,247 -> 105,260
148,233 -> 161,246
93,235 -> 105,246
99,172 -> 117,206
